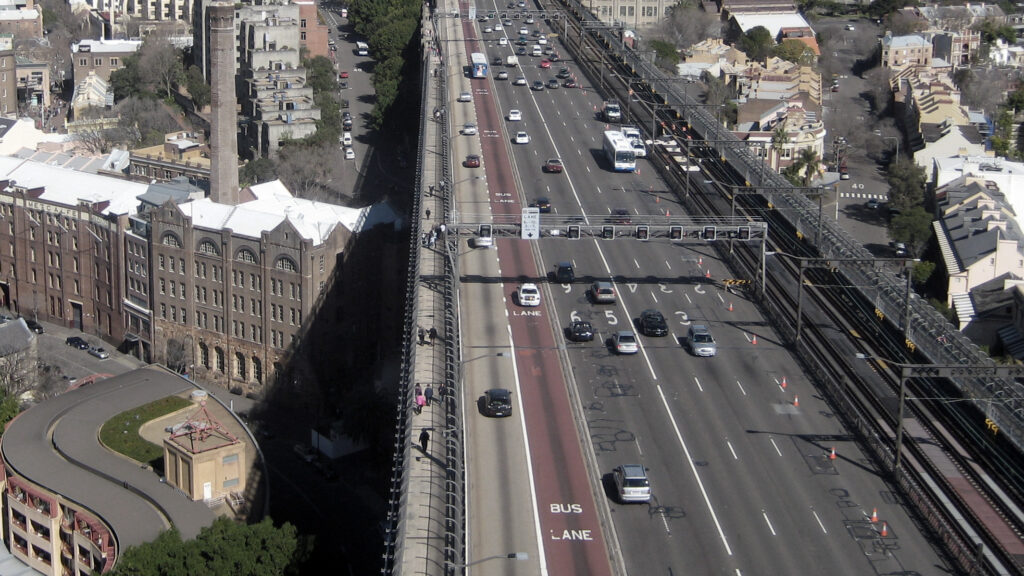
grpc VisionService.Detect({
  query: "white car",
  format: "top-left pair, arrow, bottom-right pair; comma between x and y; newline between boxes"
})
498,37 -> 508,45
845,23 -> 855,30
514,131 -> 530,144
513,76 -> 527,86
517,283 -> 541,306
344,147 -> 355,160
612,331 -> 639,354
519,27 -> 529,35
538,36 -> 547,45
462,122 -> 478,135
508,109 -> 522,121
494,23 -> 503,30
497,70 -> 509,80
342,132 -> 352,147
458,91 -> 472,102
484,26 -> 493,33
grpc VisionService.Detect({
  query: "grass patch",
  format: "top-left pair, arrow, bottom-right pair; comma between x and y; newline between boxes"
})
99,395 -> 192,469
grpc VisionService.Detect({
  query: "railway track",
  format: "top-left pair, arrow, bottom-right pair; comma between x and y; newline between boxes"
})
540,3 -> 1024,573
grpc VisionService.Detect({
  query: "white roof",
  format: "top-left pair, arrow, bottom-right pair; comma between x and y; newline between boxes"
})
883,34 -> 928,48
72,39 -> 142,54
0,155 -> 148,216
0,9 -> 37,21
178,180 -> 368,245
731,13 -> 810,39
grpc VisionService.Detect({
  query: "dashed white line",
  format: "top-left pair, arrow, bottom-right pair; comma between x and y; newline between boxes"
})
633,258 -> 640,269
656,384 -> 733,556
762,510 -> 777,536
726,439 -> 738,460
811,508 -> 828,534
694,376 -> 704,392
769,437 -> 783,456
665,259 -> 672,270
735,380 -> 747,396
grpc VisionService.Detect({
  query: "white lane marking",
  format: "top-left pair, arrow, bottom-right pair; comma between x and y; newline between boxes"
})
650,292 -> 659,304
694,376 -> 703,392
735,380 -> 746,396
717,292 -> 725,304
762,510 -> 777,536
660,509 -> 671,535
684,293 -> 692,304
665,259 -> 672,270
670,331 -> 678,341
633,258 -> 640,269
656,384 -> 733,555
811,508 -> 828,534
635,436 -> 643,456
726,439 -> 738,460
506,324 -> 550,576
769,437 -> 783,457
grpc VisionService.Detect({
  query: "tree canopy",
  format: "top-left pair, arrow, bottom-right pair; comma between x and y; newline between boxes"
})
885,157 -> 926,214
738,26 -> 773,62
109,517 -> 303,576
350,0 -> 421,129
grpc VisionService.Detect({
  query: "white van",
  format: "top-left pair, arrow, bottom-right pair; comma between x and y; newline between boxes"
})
531,45 -> 542,57
342,132 -> 352,146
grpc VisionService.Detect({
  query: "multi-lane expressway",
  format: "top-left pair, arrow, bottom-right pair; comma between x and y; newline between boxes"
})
444,3 -> 953,574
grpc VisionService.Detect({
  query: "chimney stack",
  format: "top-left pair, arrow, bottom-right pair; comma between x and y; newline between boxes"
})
208,2 -> 240,205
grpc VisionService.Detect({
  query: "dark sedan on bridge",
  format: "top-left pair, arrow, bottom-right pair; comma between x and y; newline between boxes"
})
639,309 -> 669,337
566,320 -> 594,342
482,388 -> 513,417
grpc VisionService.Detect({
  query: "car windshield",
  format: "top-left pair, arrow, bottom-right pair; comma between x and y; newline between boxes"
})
623,477 -> 649,488
522,288 -> 538,296
693,334 -> 713,343
618,334 -> 635,344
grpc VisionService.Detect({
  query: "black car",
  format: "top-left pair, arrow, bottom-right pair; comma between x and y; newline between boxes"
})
546,78 -> 560,89
25,319 -> 43,333
483,388 -> 513,417
566,320 -> 594,342
531,80 -> 544,91
493,56 -> 503,66
556,68 -> 571,79
607,209 -> 631,224
517,46 -> 528,55
531,197 -> 552,213
639,309 -> 669,337
65,336 -> 88,350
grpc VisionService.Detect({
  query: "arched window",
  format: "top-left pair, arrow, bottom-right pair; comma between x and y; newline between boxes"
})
199,343 -> 210,369
275,257 -> 297,272
235,351 -> 246,380
215,347 -> 225,373
198,240 -> 219,256
237,248 -> 258,264
253,357 -> 262,384
161,233 -> 182,247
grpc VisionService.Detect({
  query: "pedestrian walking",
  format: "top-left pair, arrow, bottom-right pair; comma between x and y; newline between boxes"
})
415,383 -> 422,397
429,232 -> 436,248
425,208 -> 431,220
439,223 -> 447,237
438,382 -> 447,398
429,327 -> 438,343
415,394 -> 425,414
429,184 -> 435,196
418,327 -> 426,345
425,384 -> 434,406
419,429 -> 430,452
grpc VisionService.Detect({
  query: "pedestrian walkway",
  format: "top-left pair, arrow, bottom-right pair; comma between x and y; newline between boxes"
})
393,4 -> 462,575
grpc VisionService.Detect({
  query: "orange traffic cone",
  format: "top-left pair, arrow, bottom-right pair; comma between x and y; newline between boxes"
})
793,395 -> 799,407
829,447 -> 837,460
752,334 -> 757,345
880,522 -> 888,537
870,508 -> 878,523
781,376 -> 787,388
728,302 -> 734,312
656,195 -> 660,203
705,269 -> 711,279
698,256 -> 703,266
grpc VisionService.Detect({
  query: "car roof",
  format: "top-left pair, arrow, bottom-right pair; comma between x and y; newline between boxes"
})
619,464 -> 646,478
521,282 -> 538,289
594,281 -> 613,288
691,324 -> 710,333
616,330 -> 634,337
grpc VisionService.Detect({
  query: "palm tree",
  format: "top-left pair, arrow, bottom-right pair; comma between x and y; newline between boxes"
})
770,124 -> 789,171
797,148 -> 821,186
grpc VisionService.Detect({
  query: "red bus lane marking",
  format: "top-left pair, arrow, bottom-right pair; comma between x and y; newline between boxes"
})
499,237 -> 614,576
457,13 -> 614,575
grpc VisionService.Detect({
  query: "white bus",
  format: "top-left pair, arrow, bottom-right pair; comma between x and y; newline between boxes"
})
355,41 -> 369,56
603,131 -> 637,172
470,52 -> 488,78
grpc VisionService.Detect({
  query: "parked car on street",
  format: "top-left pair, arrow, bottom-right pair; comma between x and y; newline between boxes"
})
66,336 -> 88,350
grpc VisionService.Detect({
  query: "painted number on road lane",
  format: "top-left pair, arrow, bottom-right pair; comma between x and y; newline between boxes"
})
659,283 -> 673,293
675,311 -> 690,325
605,310 -> 618,325
550,503 -> 583,513
561,283 -> 572,293
570,310 -> 581,322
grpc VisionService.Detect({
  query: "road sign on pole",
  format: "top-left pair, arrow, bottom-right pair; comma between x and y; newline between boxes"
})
521,207 -> 540,239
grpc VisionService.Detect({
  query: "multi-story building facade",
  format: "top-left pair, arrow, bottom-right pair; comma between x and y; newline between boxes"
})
584,0 -> 674,29
0,157 -> 147,342
128,131 -> 212,191
141,180 -> 361,391
121,0 -> 192,24
71,39 -> 142,85
239,9 -> 319,157
294,0 -> 328,59
880,33 -> 933,69
0,35 -> 18,117
0,3 -> 42,40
